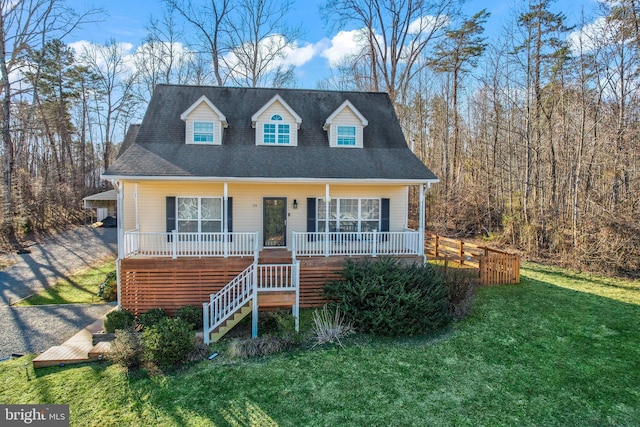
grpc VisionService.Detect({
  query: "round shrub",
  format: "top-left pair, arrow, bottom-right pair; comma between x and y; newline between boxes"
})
108,327 -> 143,370
324,257 -> 450,336
138,308 -> 168,329
142,318 -> 195,370
104,309 -> 135,333
175,305 -> 203,330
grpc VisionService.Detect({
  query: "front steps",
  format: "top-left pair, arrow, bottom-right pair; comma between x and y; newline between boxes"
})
209,302 -> 253,342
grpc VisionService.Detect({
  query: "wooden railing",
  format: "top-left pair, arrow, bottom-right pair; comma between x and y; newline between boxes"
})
425,233 -> 520,285
124,230 -> 259,259
292,230 -> 422,259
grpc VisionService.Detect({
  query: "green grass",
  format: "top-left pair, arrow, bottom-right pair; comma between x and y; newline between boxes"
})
13,261 -> 115,306
2,261 -> 639,426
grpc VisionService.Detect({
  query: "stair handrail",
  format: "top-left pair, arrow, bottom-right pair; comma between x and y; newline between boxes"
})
203,262 -> 256,343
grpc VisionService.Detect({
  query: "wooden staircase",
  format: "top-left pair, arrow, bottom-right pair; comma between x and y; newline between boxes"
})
208,302 -> 253,342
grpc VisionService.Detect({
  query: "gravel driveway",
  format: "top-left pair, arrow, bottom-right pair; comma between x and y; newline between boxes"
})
0,226 -> 117,359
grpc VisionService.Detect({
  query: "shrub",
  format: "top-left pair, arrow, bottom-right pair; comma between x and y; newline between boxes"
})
438,265 -> 479,320
138,308 -> 168,329
175,305 -> 203,330
103,309 -> 135,333
98,271 -> 117,302
311,305 -> 353,347
142,318 -> 195,370
228,335 -> 295,358
107,327 -> 143,370
258,309 -> 295,335
324,257 -> 450,336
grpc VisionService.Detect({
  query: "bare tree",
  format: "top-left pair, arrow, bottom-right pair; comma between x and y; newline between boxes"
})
0,0 -> 100,244
163,0 -> 232,86
321,0 -> 458,105
225,0 -> 302,87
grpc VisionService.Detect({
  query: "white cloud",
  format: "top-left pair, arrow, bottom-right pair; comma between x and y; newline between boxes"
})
408,15 -> 449,35
321,29 -> 370,67
568,16 -> 621,53
70,40 -> 136,76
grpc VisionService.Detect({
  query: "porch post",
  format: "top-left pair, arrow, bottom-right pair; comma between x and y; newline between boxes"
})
251,264 -> 258,338
113,180 -> 124,310
294,260 -> 300,332
325,184 -> 330,257
419,183 -> 427,257
223,182 -> 229,258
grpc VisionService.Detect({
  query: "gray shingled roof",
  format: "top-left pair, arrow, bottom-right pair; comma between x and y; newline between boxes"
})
104,85 -> 437,181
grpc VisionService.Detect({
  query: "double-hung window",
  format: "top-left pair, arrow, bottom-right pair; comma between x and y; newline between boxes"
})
316,198 -> 380,233
263,114 -> 290,144
176,197 -> 222,233
193,122 -> 214,143
336,126 -> 356,146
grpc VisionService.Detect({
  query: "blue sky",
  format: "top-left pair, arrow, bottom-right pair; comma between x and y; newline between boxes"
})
67,0 -> 599,88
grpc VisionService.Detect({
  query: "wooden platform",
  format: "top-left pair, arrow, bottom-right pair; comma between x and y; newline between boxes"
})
32,313 -> 114,369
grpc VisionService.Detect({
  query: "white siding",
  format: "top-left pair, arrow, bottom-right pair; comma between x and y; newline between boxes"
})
255,101 -> 299,146
184,103 -> 223,145
328,107 -> 364,148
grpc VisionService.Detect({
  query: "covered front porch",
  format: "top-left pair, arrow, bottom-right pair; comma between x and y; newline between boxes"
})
122,229 -> 424,260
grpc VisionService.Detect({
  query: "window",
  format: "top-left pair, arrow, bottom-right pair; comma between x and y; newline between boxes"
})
193,122 -> 214,143
317,198 -> 380,233
263,115 -> 290,144
176,197 -> 222,232
337,126 -> 356,146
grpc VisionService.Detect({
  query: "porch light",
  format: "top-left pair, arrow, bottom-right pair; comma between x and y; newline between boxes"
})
293,199 -> 298,209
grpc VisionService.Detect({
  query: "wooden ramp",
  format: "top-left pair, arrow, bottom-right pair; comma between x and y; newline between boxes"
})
32,317 -> 113,369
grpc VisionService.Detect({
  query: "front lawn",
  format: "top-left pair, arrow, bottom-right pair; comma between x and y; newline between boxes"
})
13,261 -> 115,305
1,262 -> 639,426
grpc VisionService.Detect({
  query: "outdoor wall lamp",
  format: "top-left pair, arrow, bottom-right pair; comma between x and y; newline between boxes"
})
293,199 -> 298,209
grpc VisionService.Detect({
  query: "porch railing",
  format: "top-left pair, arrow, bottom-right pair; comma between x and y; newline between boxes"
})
292,230 -> 422,258
124,230 -> 258,259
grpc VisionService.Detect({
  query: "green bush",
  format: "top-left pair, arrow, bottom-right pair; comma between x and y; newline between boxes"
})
138,308 -> 168,329
142,318 -> 195,370
103,309 -> 135,333
98,271 -> 117,302
324,257 -> 450,336
175,305 -> 203,330
258,309 -> 295,335
107,327 -> 143,370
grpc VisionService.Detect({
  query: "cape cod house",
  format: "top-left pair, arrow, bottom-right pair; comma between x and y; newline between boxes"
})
103,85 -> 438,342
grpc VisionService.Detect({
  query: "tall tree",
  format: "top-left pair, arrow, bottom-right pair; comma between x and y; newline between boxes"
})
321,0 -> 459,105
430,9 -> 489,185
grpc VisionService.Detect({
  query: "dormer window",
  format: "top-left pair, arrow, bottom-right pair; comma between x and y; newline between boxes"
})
252,94 -> 302,146
193,122 -> 214,143
264,115 -> 291,144
180,95 -> 227,145
337,126 -> 356,146
324,100 -> 368,148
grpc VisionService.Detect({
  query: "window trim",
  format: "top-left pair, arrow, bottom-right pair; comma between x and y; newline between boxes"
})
176,196 -> 223,233
336,125 -> 357,146
192,121 -> 215,144
316,197 -> 381,233
262,114 -> 292,145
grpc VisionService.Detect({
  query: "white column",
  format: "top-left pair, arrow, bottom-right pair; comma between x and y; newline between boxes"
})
224,182 -> 228,258
114,180 -> 124,310
325,184 -> 330,257
419,183 -> 428,257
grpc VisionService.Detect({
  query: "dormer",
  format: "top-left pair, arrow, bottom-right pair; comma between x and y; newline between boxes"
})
180,95 -> 228,145
251,94 -> 302,146
323,100 -> 368,148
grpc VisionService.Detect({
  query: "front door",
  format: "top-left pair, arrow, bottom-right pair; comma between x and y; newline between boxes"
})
263,197 -> 287,247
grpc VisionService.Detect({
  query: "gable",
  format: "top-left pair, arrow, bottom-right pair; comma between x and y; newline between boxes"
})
324,100 -> 368,148
181,95 -> 228,145
252,95 -> 302,146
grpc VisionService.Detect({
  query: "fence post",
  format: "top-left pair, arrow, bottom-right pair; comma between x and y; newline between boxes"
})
459,241 -> 464,265
434,234 -> 439,257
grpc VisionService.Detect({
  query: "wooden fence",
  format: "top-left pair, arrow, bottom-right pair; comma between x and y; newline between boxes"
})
425,233 -> 520,285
